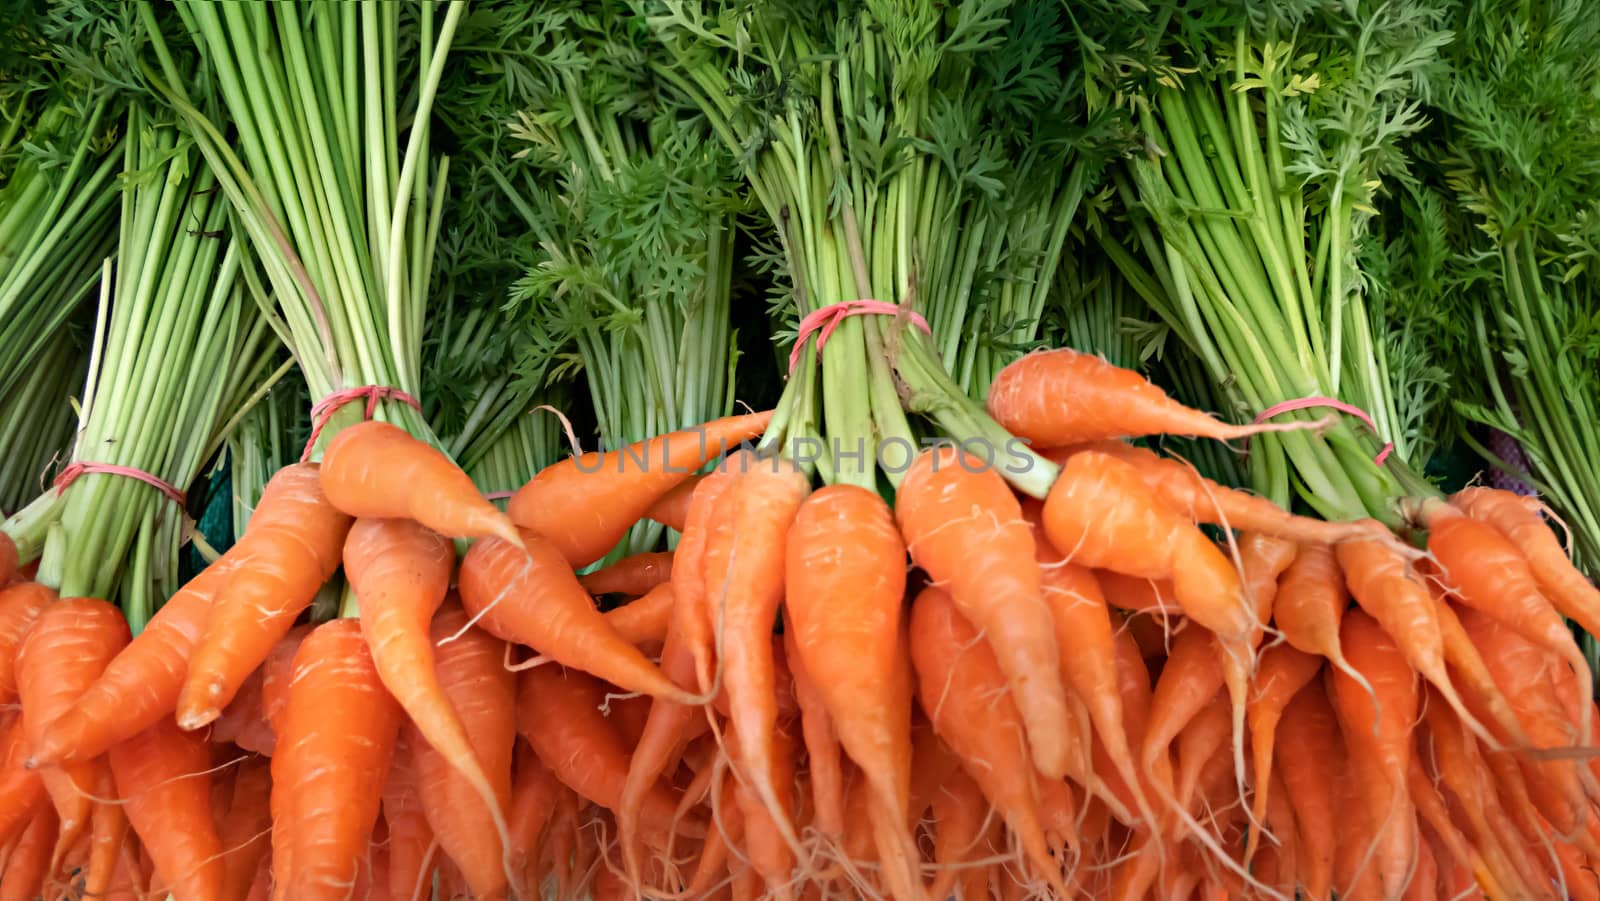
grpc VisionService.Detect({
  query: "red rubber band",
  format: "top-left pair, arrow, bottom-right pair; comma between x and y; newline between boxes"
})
786,300 -> 932,373
1253,396 -> 1395,465
300,385 -> 422,462
53,461 -> 185,506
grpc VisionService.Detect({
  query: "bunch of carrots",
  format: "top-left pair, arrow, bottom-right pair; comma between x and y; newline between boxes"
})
1,347 -> 1598,901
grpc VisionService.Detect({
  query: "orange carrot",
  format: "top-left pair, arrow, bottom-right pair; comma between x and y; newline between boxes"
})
617,625 -> 705,886
986,348 -> 1321,446
927,764 -> 989,901
699,453 -> 809,854
508,747 -> 562,896
1406,755 -> 1498,900
1276,681 -> 1341,901
81,767 -> 129,901
729,715 -> 801,899
412,605 -> 517,901
1336,538 -> 1492,744
1172,691 -> 1231,811
516,664 -> 690,843
1238,531 -> 1298,631
15,596 -> 128,858
1095,570 -> 1181,617
1424,582 -> 1532,747
219,756 -> 272,901
1273,541 -> 1376,698
1042,450 -> 1254,647
0,804 -> 56,901
908,585 -> 1067,898
783,484 -> 919,901
1451,487 -> 1600,641
0,716 -> 45,852
108,717 -> 224,901
29,564 -> 231,767
898,447 -> 1072,780
507,411 -> 772,568
345,518 -> 513,886
783,625 -> 843,842
645,473 -> 705,532
602,581 -> 674,648
1241,644 -> 1322,863
383,730 -> 436,901
0,582 -> 50,706
668,459 -> 738,693
1327,609 -> 1419,901
271,619 -> 402,899
579,551 -> 673,598
458,527 -> 698,704
321,420 -> 522,545
1082,441 -> 1389,546
1418,498 -> 1594,745
178,464 -> 352,728
1140,625 -> 1223,778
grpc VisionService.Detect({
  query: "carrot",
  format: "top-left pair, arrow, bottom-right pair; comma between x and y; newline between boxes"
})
645,473 -> 705,532
219,756 -> 272,901
1082,442 -> 1391,546
1425,582 -> 1532,747
259,625 -> 312,746
320,420 -> 521,545
508,747 -> 562,897
28,564 -> 232,767
0,582 -> 50,706
108,717 -> 224,901
1241,644 -> 1322,863
1238,531 -> 1298,631
0,804 -> 56,901
1336,538 -> 1493,745
1172,691 -> 1230,811
344,520 -> 513,886
1417,498 -> 1594,747
516,664 -> 692,843
579,551 -> 674,598
1276,681 -> 1342,901
270,619 -> 402,900
1326,609 -> 1419,901
178,465 -> 353,729
688,770 -> 742,898
1140,625 -> 1223,779
1406,754 -> 1499,901
782,484 -> 919,901
458,527 -> 698,704
898,447 -> 1072,781
0,717 -> 45,852
698,454 -> 809,854
1033,546 -> 1154,831
507,411 -> 772,568
783,625 -> 843,843
382,730 -> 436,901
668,460 -> 737,695
1043,450 -> 1253,646
927,764 -> 991,901
212,662 -> 266,753
412,605 -> 517,901
1451,487 -> 1600,642
908,585 -> 1068,897
729,715 -> 802,899
15,596 -> 129,857
617,625 -> 706,885
602,581 -> 674,647
1272,541 -> 1379,704
82,768 -> 129,901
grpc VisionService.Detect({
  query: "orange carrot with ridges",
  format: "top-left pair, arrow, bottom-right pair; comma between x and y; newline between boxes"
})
645,474 -> 705,532
783,485 -> 919,901
321,420 -> 522,545
108,718 -> 224,901
383,730 -> 436,901
508,747 -> 562,897
602,582 -> 674,648
219,756 -> 271,901
579,551 -> 673,597
668,461 -> 738,693
0,582 -> 51,706
179,465 -> 352,729
987,349 -> 1324,446
412,606 -> 517,901
898,447 -> 1072,781
1242,644 -> 1322,863
507,411 -> 772,567
0,804 -> 56,901
908,585 -> 1067,898
458,527 -> 698,704
0,716 -> 45,851
271,620 -> 401,900
1451,487 -> 1600,640
783,625 -> 843,843
83,768 -> 129,901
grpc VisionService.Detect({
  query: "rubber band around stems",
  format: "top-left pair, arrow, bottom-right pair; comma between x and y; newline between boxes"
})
786,300 -> 932,373
53,461 -> 185,506
1252,395 -> 1395,466
299,385 -> 422,462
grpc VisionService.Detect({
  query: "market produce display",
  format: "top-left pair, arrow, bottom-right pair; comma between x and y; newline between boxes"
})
3,0 -> 1600,899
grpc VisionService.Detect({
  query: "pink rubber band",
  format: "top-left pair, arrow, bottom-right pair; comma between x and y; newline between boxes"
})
484,490 -> 514,501
786,300 -> 932,373
1253,396 -> 1394,466
300,385 -> 423,462
54,461 -> 185,506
